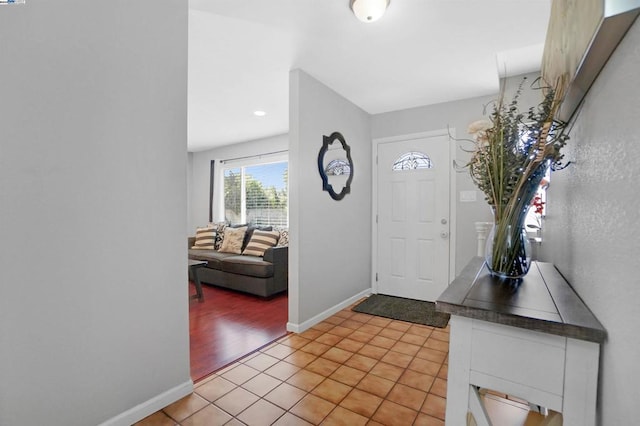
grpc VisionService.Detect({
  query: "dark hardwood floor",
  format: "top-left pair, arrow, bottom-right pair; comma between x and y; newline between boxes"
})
189,282 -> 288,382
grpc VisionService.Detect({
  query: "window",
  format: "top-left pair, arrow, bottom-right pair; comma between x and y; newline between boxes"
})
223,161 -> 288,227
392,151 -> 433,171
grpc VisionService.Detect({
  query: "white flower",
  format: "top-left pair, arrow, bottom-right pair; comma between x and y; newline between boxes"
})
467,119 -> 493,143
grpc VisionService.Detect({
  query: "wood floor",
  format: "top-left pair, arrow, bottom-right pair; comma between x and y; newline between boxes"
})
189,282 -> 288,382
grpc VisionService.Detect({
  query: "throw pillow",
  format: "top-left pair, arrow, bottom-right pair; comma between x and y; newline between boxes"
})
210,222 -> 227,250
243,225 -> 273,251
242,230 -> 280,257
276,228 -> 289,247
191,226 -> 215,250
218,227 -> 247,254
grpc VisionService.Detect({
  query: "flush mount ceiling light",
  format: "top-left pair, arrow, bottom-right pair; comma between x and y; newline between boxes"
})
350,0 -> 390,23
253,110 -> 266,117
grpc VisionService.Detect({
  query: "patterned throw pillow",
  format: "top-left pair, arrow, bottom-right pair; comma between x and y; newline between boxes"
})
211,222 -> 227,250
191,225 -> 215,250
242,230 -> 280,257
218,227 -> 247,254
276,228 -> 289,247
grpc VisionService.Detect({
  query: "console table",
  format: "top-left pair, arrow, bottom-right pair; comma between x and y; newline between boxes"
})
436,258 -> 606,426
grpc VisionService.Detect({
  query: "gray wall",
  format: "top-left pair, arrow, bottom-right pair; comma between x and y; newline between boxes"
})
0,2 -> 190,425
289,69 -> 372,327
188,134 -> 288,233
372,73 -> 543,275
541,20 -> 640,425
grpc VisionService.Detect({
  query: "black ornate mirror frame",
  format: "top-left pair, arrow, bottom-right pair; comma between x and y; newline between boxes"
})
318,132 -> 354,201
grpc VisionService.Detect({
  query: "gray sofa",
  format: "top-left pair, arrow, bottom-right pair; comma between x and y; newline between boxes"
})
188,237 -> 288,298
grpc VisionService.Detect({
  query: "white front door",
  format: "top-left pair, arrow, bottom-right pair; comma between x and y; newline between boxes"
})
376,134 -> 451,301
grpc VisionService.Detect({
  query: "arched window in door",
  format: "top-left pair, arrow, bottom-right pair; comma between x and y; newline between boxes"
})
392,151 -> 433,171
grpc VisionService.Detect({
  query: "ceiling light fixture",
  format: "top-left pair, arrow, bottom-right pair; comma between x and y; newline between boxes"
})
350,0 -> 389,23
253,110 -> 266,117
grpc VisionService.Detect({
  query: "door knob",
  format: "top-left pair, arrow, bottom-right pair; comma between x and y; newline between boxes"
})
441,219 -> 448,225
440,232 -> 449,239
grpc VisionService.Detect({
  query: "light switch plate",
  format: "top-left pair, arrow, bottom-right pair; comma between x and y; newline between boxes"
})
460,190 -> 477,202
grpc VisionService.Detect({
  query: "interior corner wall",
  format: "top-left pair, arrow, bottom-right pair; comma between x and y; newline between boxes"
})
371,72 -> 543,276
289,69 -> 372,328
540,20 -> 640,424
188,134 -> 289,232
0,2 -> 190,425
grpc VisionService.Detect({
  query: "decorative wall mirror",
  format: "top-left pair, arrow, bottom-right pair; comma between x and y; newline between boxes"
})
318,132 -> 354,200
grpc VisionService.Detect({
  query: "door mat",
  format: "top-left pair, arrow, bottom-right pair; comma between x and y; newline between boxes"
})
352,294 -> 450,328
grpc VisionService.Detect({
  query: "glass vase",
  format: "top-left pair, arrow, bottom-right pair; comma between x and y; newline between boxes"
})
484,162 -> 548,279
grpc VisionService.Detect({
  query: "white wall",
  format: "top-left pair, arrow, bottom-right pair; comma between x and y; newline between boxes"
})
188,134 -> 289,232
289,69 -> 372,328
372,73 -> 543,275
541,20 -> 640,425
0,2 -> 190,425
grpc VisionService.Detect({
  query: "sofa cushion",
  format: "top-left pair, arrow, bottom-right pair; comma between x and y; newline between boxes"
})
221,255 -> 274,278
188,249 -> 236,270
276,227 -> 289,247
191,226 -> 215,250
219,226 -> 247,254
243,229 -> 280,257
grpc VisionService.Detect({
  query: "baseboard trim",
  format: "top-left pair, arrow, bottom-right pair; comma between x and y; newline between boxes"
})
286,288 -> 371,333
99,379 -> 193,426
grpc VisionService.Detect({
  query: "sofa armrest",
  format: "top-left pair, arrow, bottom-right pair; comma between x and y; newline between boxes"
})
263,245 -> 287,263
264,246 -> 288,292
188,236 -> 196,250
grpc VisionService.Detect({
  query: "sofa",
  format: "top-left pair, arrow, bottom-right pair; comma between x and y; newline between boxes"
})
187,229 -> 288,298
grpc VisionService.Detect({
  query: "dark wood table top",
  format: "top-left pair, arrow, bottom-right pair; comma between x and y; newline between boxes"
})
436,257 -> 606,343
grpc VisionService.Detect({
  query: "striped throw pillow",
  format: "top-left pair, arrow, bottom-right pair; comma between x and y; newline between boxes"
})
242,230 -> 280,257
191,226 -> 216,250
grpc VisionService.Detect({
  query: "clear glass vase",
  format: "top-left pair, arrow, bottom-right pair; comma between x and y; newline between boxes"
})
485,221 -> 532,279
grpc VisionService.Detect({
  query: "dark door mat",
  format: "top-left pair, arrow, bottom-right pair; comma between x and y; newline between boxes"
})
352,294 -> 450,328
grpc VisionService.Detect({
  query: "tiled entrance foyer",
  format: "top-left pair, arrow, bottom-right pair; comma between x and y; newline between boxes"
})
138,301 -> 449,425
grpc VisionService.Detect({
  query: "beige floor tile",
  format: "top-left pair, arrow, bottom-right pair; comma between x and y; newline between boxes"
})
221,364 -> 261,385
272,412 -> 314,426
299,328 -> 325,340
224,419 -> 247,426
339,389 -> 383,418
314,333 -> 343,346
349,330 -> 375,343
135,411 -> 177,426
305,357 -> 341,377
368,361 -> 405,382
389,341 -> 421,357
371,399 -> 418,425
368,335 -> 396,349
408,357 -> 442,376
380,350 -> 413,368
311,378 -> 352,404
265,360 -> 301,381
377,328 -> 404,340
386,383 -> 428,411
437,363 -> 448,380
181,404 -> 232,426
430,330 -> 450,342
421,393 -> 447,420
367,317 -> 392,327
335,338 -> 365,352
286,369 -> 325,392
351,313 -> 374,323
356,374 -> 395,398
263,343 -> 297,360
358,324 -> 383,335
414,413 -> 445,426
415,347 -> 447,364
242,373 -> 283,397
299,341 -> 331,356
329,365 -> 367,387
265,382 -> 308,410
162,393 -> 208,422
327,325 -> 353,337
344,354 -> 377,372
244,353 -> 280,371
341,319 -> 365,330
423,338 -> 449,353
400,333 -> 428,346
290,394 -> 336,425
280,335 -> 312,349
430,377 -> 447,398
406,324 -> 433,337
195,376 -> 237,402
398,370 -> 436,392
321,406 -> 368,426
237,399 -> 286,426
284,350 -> 318,368
323,316 -> 345,325
213,387 -> 259,416
388,321 -> 412,332
334,309 -> 355,319
321,347 -> 354,364
357,344 -> 388,360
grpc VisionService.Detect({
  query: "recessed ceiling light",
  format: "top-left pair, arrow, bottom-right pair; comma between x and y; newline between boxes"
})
253,110 -> 266,117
